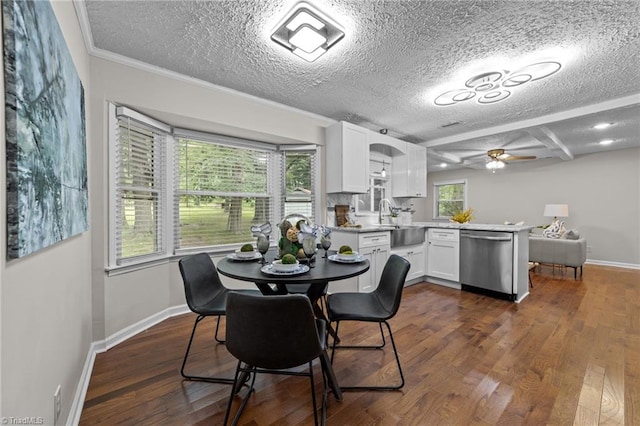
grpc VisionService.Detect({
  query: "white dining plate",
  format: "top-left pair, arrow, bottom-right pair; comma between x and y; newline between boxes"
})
328,254 -> 366,263
260,264 -> 310,276
226,252 -> 262,261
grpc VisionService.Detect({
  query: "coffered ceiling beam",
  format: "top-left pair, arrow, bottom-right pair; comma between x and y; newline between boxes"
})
424,94 -> 639,147
427,149 -> 463,164
527,126 -> 574,160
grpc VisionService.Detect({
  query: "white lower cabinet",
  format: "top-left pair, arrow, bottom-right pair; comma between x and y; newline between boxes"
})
330,231 -> 390,293
359,243 -> 390,292
391,244 -> 425,283
426,228 -> 459,281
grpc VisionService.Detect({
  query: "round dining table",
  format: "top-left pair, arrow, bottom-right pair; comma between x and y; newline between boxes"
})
217,248 -> 368,293
216,248 -> 370,400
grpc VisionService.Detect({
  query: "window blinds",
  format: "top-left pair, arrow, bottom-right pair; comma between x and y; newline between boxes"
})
175,137 -> 273,249
114,115 -> 167,262
282,150 -> 317,221
108,103 -> 319,267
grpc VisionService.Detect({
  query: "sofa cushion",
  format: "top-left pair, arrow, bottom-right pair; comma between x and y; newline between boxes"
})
529,235 -> 587,268
560,229 -> 580,240
543,220 -> 566,239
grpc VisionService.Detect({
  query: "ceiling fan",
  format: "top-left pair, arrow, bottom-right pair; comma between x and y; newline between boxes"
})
486,149 -> 536,172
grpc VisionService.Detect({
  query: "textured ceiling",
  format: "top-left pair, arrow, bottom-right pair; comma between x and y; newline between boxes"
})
81,0 -> 640,170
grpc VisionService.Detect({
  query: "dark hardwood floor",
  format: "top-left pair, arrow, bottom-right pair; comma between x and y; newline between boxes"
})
80,264 -> 639,425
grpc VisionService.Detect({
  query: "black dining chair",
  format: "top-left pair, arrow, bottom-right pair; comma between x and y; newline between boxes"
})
326,254 -> 410,391
286,283 -> 328,314
223,292 -> 329,426
178,252 -> 260,384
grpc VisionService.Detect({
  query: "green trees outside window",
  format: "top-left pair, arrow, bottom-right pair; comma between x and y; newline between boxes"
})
435,181 -> 466,218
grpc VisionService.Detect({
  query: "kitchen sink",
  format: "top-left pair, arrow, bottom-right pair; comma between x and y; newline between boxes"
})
390,226 -> 425,248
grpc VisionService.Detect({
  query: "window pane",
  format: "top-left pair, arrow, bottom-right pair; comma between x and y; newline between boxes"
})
115,115 -> 165,263
435,182 -> 465,218
178,139 -> 268,194
283,151 -> 316,222
285,153 -> 311,193
438,200 -> 464,217
176,137 -> 273,249
119,191 -> 159,258
178,195 -> 267,246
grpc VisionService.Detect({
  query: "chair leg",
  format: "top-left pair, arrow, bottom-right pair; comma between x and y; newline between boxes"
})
331,320 -> 405,391
224,360 -> 325,426
224,362 -> 257,426
214,314 -> 225,343
330,321 -> 386,362
319,359 -> 328,426
308,361 -> 320,426
181,315 -> 234,384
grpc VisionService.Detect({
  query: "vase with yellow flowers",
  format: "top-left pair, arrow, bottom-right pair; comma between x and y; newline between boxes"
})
450,208 -> 474,224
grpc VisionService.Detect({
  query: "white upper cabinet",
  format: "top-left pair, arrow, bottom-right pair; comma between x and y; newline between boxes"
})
325,122 -> 427,197
325,121 -> 369,193
392,143 -> 427,198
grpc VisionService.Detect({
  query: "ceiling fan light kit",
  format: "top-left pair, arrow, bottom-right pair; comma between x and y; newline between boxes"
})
271,2 -> 344,62
486,159 -> 506,172
485,148 -> 536,172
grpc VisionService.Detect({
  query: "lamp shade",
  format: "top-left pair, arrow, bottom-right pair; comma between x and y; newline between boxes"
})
543,204 -> 569,218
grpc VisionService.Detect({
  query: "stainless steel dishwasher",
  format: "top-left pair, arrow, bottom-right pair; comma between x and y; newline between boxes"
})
460,230 -> 514,299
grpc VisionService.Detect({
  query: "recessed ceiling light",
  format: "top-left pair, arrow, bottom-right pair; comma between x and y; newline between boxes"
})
599,139 -> 614,145
593,122 -> 613,130
271,2 -> 344,62
440,163 -> 448,168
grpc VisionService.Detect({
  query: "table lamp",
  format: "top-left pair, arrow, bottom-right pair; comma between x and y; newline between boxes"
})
543,204 -> 569,222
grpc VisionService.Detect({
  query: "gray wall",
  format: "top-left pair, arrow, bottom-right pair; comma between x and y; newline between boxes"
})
0,2 -> 93,423
413,148 -> 640,267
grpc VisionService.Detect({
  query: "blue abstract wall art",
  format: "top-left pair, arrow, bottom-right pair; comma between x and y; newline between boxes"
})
3,0 -> 88,259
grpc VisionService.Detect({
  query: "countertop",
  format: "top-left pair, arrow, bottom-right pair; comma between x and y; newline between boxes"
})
414,222 -> 534,232
330,222 -> 533,233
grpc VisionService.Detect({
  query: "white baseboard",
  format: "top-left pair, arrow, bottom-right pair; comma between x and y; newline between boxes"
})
67,304 -> 190,425
585,259 -> 640,270
66,341 -> 98,426
104,304 -> 190,351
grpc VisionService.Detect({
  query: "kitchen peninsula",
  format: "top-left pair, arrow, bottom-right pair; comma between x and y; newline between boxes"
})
330,222 -> 532,302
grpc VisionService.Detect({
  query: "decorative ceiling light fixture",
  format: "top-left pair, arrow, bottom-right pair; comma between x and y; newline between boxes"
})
486,158 -> 506,173
271,2 -> 344,62
434,61 -> 561,106
381,160 -> 387,178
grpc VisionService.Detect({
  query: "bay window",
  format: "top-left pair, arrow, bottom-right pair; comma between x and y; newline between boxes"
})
108,104 -> 318,269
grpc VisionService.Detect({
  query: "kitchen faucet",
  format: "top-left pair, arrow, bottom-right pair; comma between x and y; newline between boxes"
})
379,198 -> 392,224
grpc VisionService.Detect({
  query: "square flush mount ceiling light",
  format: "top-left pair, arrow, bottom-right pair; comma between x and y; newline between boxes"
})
271,2 -> 345,62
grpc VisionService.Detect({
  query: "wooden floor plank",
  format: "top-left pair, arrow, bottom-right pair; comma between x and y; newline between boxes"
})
80,264 -> 640,425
